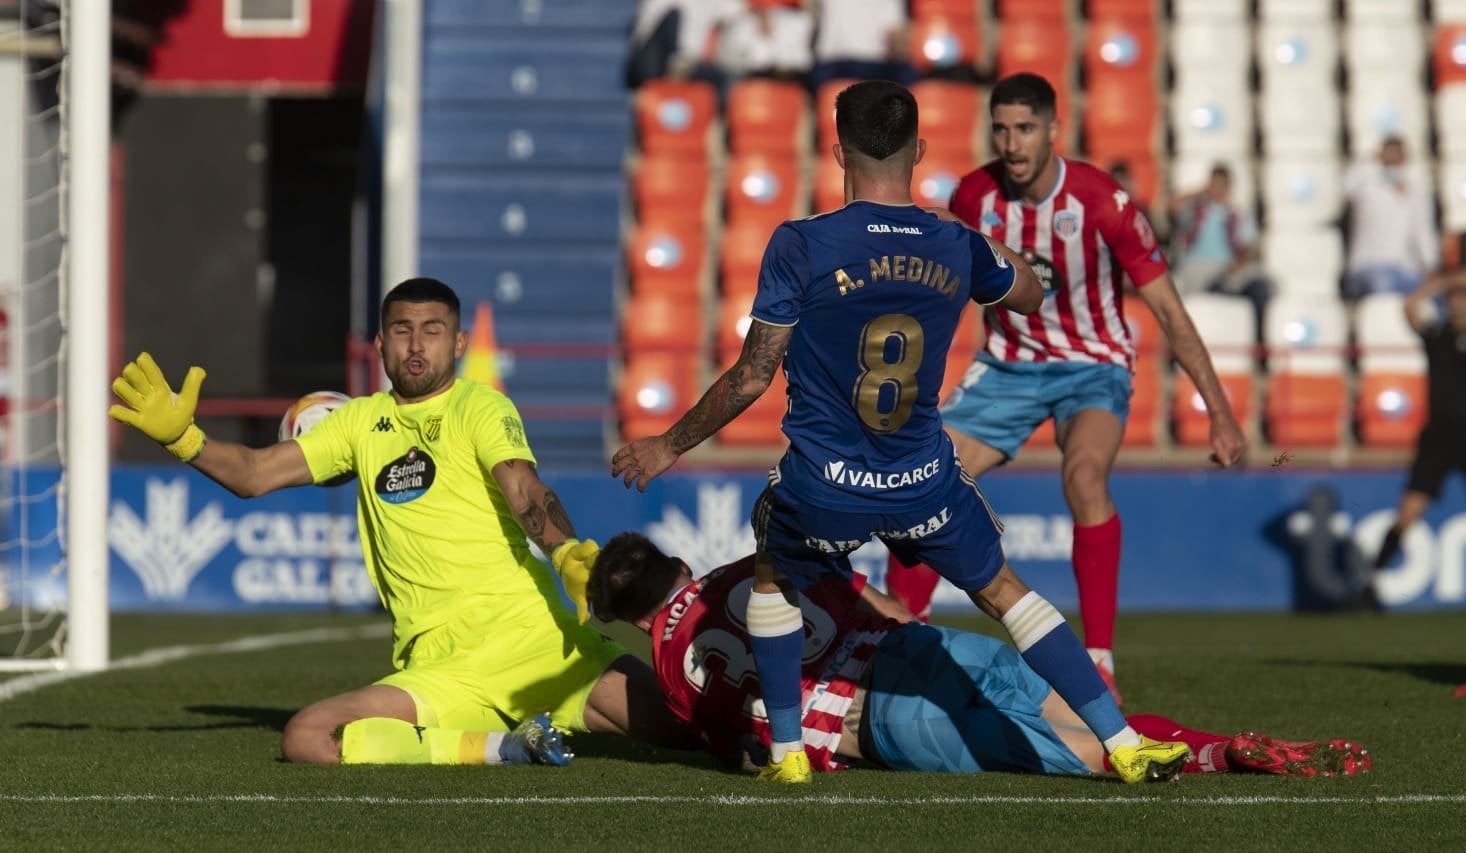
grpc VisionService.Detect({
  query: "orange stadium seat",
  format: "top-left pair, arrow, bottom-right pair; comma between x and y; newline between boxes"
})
725,153 -> 803,227
908,17 -> 981,74
1434,24 -> 1466,87
1123,303 -> 1164,358
635,79 -> 717,158
1125,357 -> 1162,447
1086,0 -> 1158,20
1265,374 -> 1347,447
913,154 -> 969,208
813,155 -> 846,214
911,80 -> 982,162
1084,16 -> 1157,88
1020,418 -> 1058,455
727,79 -> 808,156
1083,76 -> 1159,166
720,218 -> 782,302
1356,372 -> 1428,448
994,14 -> 1071,142
1172,372 -> 1253,447
626,222 -> 704,299
717,299 -> 756,360
997,0 -> 1065,15
619,352 -> 700,440
717,352 -> 790,446
621,293 -> 703,354
815,78 -> 859,152
632,155 -> 709,224
912,0 -> 980,19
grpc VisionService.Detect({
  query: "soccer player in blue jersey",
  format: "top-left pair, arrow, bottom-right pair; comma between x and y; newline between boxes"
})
611,80 -> 1192,784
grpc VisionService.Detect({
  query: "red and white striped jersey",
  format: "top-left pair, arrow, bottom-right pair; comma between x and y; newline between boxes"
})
948,157 -> 1169,369
650,556 -> 895,772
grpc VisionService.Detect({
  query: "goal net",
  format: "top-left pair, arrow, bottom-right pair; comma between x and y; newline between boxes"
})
0,1 -> 109,673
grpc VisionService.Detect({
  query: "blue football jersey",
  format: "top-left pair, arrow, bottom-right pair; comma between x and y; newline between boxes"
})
750,201 -> 1016,509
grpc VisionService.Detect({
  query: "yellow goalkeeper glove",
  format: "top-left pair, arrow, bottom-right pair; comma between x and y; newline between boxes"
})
551,538 -> 600,624
107,352 -> 208,462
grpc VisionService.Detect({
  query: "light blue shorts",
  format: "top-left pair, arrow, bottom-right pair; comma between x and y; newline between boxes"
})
864,624 -> 1090,775
940,353 -> 1132,460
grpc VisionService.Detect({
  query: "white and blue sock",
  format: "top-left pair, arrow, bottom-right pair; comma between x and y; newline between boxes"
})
747,588 -> 805,760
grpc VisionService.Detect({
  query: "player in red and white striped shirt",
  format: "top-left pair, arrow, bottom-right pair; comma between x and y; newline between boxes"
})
588,532 -> 1372,778
886,73 -> 1247,703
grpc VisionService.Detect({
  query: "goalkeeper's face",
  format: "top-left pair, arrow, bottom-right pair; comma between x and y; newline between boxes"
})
377,299 -> 468,403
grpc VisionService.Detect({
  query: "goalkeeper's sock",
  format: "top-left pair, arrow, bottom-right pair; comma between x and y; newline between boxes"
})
340,717 -> 505,765
1000,590 -> 1134,747
1122,714 -> 1232,774
747,589 -> 806,756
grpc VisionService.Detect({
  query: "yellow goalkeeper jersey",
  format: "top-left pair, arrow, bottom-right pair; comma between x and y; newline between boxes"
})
295,378 -> 561,665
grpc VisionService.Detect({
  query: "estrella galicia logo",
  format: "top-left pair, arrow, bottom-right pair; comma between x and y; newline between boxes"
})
374,447 -> 436,504
1021,249 -> 1058,296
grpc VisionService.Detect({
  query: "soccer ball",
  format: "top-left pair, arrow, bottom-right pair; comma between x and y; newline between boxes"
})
279,390 -> 352,442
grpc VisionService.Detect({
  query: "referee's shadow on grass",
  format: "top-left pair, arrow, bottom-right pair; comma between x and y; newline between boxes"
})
14,705 -> 295,733
1266,660 -> 1466,688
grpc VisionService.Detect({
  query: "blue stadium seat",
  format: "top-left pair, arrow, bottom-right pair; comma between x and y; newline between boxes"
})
419,172 -> 623,245
420,107 -> 629,170
419,247 -> 619,317
427,0 -> 636,30
424,34 -> 626,103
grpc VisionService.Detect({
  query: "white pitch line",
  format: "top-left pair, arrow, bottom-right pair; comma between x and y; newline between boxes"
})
0,624 -> 390,703
0,793 -> 1463,807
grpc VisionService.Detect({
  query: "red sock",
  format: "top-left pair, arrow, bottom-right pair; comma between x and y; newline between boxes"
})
884,555 -> 941,622
1119,713 -> 1232,774
1072,514 -> 1122,653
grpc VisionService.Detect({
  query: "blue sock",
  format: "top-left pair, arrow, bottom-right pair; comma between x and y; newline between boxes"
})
747,590 -> 806,747
1001,591 -> 1127,742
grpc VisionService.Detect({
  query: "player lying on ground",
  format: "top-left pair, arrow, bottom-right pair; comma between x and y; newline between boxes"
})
108,277 -> 692,766
588,532 -> 1371,778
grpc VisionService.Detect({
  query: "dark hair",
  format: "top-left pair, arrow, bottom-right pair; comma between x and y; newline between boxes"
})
381,277 -> 461,324
587,532 -> 685,623
990,72 -> 1056,119
834,80 -> 919,161
1209,163 -> 1232,180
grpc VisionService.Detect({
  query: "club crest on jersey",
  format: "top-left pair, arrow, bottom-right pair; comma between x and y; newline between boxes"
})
1052,210 -> 1081,240
374,447 -> 436,504
1021,250 -> 1058,295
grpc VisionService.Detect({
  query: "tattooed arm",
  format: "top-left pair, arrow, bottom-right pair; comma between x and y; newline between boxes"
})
612,319 -> 793,491
492,458 -> 577,555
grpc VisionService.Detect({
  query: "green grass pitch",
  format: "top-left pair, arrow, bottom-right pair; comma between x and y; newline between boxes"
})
2,610 -> 1464,850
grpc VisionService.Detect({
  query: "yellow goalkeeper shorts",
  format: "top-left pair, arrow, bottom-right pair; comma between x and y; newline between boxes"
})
375,602 -> 626,733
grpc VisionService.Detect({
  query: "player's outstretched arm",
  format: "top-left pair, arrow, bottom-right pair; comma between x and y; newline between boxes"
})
493,458 -> 599,621
984,235 -> 1043,314
612,319 -> 793,492
1135,273 -> 1247,466
108,352 -> 313,497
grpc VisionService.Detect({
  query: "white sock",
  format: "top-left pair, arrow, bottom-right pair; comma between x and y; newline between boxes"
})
1088,648 -> 1114,672
484,731 -> 508,764
770,740 -> 801,763
1103,725 -> 1142,753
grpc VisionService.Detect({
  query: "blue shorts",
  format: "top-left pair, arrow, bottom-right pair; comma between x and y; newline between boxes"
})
752,471 -> 1005,593
864,624 -> 1090,775
940,353 -> 1132,460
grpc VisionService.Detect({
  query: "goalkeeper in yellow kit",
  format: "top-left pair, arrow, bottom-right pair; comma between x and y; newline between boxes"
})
108,277 -> 688,765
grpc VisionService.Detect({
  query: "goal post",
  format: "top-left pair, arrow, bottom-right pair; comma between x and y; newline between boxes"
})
0,0 -> 110,673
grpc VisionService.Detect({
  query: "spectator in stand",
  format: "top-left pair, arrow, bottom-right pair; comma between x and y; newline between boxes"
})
626,0 -> 742,91
1343,136 -> 1439,302
808,0 -> 914,90
719,1 -> 815,83
1170,164 -> 1273,343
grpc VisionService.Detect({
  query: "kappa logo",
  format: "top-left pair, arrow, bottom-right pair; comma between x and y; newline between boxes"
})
108,478 -> 234,600
374,417 -> 394,433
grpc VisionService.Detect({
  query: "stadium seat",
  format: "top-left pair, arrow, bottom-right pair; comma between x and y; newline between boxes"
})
1345,21 -> 1425,75
631,155 -> 709,224
1258,78 -> 1341,155
910,80 -> 981,162
1346,73 -> 1429,158
1172,294 -> 1255,446
1435,24 -> 1466,87
1440,160 -> 1466,232
907,16 -> 981,74
1435,85 -> 1466,157
1170,78 -> 1252,157
1084,16 -> 1158,84
1171,0 -> 1246,19
724,153 -> 803,227
717,300 -> 755,360
1355,293 -> 1425,373
1345,0 -> 1418,23
998,0 -> 1065,16
912,154 -> 969,209
1261,156 -> 1344,227
626,221 -> 705,299
1170,19 -> 1250,74
634,79 -> 717,158
1087,0 -> 1159,19
813,155 -> 845,215
1256,20 -> 1338,92
1354,292 -> 1427,447
1125,357 -> 1163,448
1090,152 -> 1159,209
1262,228 -> 1344,298
1084,76 -> 1160,165
727,79 -> 808,156
1435,0 -> 1466,21
995,14 -> 1070,115
619,352 -> 700,439
716,351 -> 789,446
621,293 -> 703,354
1264,295 -> 1349,447
720,218 -> 782,302
1258,0 -> 1333,20
911,0 -> 980,18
